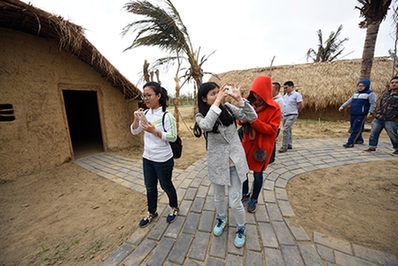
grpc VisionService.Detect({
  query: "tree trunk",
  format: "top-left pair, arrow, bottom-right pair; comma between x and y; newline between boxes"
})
174,76 -> 180,133
360,21 -> 381,80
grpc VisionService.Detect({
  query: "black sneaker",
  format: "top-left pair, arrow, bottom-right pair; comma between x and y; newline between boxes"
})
241,193 -> 250,202
166,207 -> 179,223
139,212 -> 158,228
287,145 -> 293,149
247,199 -> 258,213
343,143 -> 354,148
393,150 -> 398,155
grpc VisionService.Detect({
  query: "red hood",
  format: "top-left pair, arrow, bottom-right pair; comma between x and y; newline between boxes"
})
248,75 -> 278,108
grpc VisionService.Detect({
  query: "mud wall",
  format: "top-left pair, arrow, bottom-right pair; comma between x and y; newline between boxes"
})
0,28 -> 140,179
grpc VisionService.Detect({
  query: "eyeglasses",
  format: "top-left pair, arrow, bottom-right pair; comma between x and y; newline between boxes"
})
140,94 -> 156,100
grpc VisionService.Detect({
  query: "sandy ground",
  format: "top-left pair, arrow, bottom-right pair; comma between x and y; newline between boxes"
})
1,106 -> 397,265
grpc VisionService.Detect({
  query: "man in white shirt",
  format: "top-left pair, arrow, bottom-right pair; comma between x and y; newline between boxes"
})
269,82 -> 284,163
279,81 -> 304,153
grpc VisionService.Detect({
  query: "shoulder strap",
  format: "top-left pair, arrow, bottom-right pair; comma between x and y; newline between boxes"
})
223,104 -> 237,127
161,111 -> 167,132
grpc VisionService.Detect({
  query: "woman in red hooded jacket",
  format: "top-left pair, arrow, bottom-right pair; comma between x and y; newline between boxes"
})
240,76 -> 281,213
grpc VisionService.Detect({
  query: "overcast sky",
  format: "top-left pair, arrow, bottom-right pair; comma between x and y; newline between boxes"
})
23,0 -> 398,94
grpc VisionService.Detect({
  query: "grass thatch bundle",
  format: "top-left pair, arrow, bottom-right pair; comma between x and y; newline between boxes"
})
0,0 -> 141,100
210,57 -> 393,117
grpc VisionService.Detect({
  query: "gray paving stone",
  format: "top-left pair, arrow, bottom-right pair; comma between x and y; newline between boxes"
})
196,185 -> 210,198
281,245 -> 305,266
245,250 -> 264,266
259,222 -> 278,248
185,187 -> 198,200
122,238 -> 156,266
185,259 -> 202,266
262,190 -> 276,203
278,200 -> 295,217
263,179 -> 275,190
178,200 -> 193,216
264,247 -> 285,266
314,231 -> 352,255
272,221 -> 295,245
164,216 -> 184,239
335,250 -> 378,266
275,187 -> 288,200
226,254 -> 244,266
254,204 -> 269,223
316,244 -> 335,263
183,212 -> 201,235
284,219 -> 311,241
352,243 -> 398,266
145,237 -> 175,266
198,210 -> 215,232
206,257 -> 225,266
147,218 -> 169,241
298,243 -> 324,266
275,178 -> 288,188
266,203 -> 283,221
126,226 -> 150,246
210,230 -> 227,259
189,231 -> 211,261
245,223 -> 262,252
191,197 -> 205,213
168,234 -> 194,265
100,242 -> 133,266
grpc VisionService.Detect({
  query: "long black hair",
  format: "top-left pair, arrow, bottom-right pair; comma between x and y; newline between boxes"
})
194,82 -> 234,138
143,81 -> 169,112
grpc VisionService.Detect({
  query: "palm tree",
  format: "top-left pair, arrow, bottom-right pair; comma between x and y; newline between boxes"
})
122,0 -> 214,125
306,25 -> 349,62
356,0 -> 392,79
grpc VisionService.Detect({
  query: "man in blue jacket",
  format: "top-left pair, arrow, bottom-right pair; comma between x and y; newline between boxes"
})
339,79 -> 376,148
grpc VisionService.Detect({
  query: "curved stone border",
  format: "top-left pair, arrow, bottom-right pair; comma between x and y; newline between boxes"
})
75,138 -> 398,266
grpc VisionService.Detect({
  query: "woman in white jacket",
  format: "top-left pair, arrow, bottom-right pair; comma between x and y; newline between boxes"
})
194,82 -> 257,248
130,82 -> 179,228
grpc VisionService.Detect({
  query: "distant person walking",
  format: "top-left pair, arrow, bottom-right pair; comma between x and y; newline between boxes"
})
269,82 -> 284,163
339,79 -> 376,148
194,81 -> 257,248
365,76 -> 398,154
279,81 -> 304,153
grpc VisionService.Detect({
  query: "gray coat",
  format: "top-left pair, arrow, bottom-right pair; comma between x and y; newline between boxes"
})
196,101 -> 257,186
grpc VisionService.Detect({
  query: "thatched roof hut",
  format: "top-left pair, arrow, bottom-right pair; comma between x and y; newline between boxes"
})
0,0 -> 141,100
210,57 -> 393,120
0,0 -> 143,179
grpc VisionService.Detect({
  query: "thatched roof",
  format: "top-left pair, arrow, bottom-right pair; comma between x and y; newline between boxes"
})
0,0 -> 141,100
210,57 -> 394,110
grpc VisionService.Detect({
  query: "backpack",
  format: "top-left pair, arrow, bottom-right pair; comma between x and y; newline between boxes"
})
162,112 -> 183,159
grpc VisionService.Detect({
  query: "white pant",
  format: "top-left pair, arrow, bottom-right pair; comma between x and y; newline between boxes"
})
212,166 -> 246,227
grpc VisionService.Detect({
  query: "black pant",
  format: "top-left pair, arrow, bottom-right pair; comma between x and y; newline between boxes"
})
269,128 -> 280,163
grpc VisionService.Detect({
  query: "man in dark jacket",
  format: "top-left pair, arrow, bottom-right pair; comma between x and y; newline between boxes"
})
339,79 -> 376,148
365,76 -> 398,154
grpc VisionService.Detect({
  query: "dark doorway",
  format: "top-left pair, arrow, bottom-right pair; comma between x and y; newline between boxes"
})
63,90 -> 104,158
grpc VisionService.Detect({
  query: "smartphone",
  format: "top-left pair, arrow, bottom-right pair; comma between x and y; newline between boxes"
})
137,111 -> 148,123
225,85 -> 233,94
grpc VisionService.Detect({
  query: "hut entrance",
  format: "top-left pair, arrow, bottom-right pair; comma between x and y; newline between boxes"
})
63,90 -> 104,159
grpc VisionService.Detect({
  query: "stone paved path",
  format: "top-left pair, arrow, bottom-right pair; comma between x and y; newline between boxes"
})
75,138 -> 398,266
